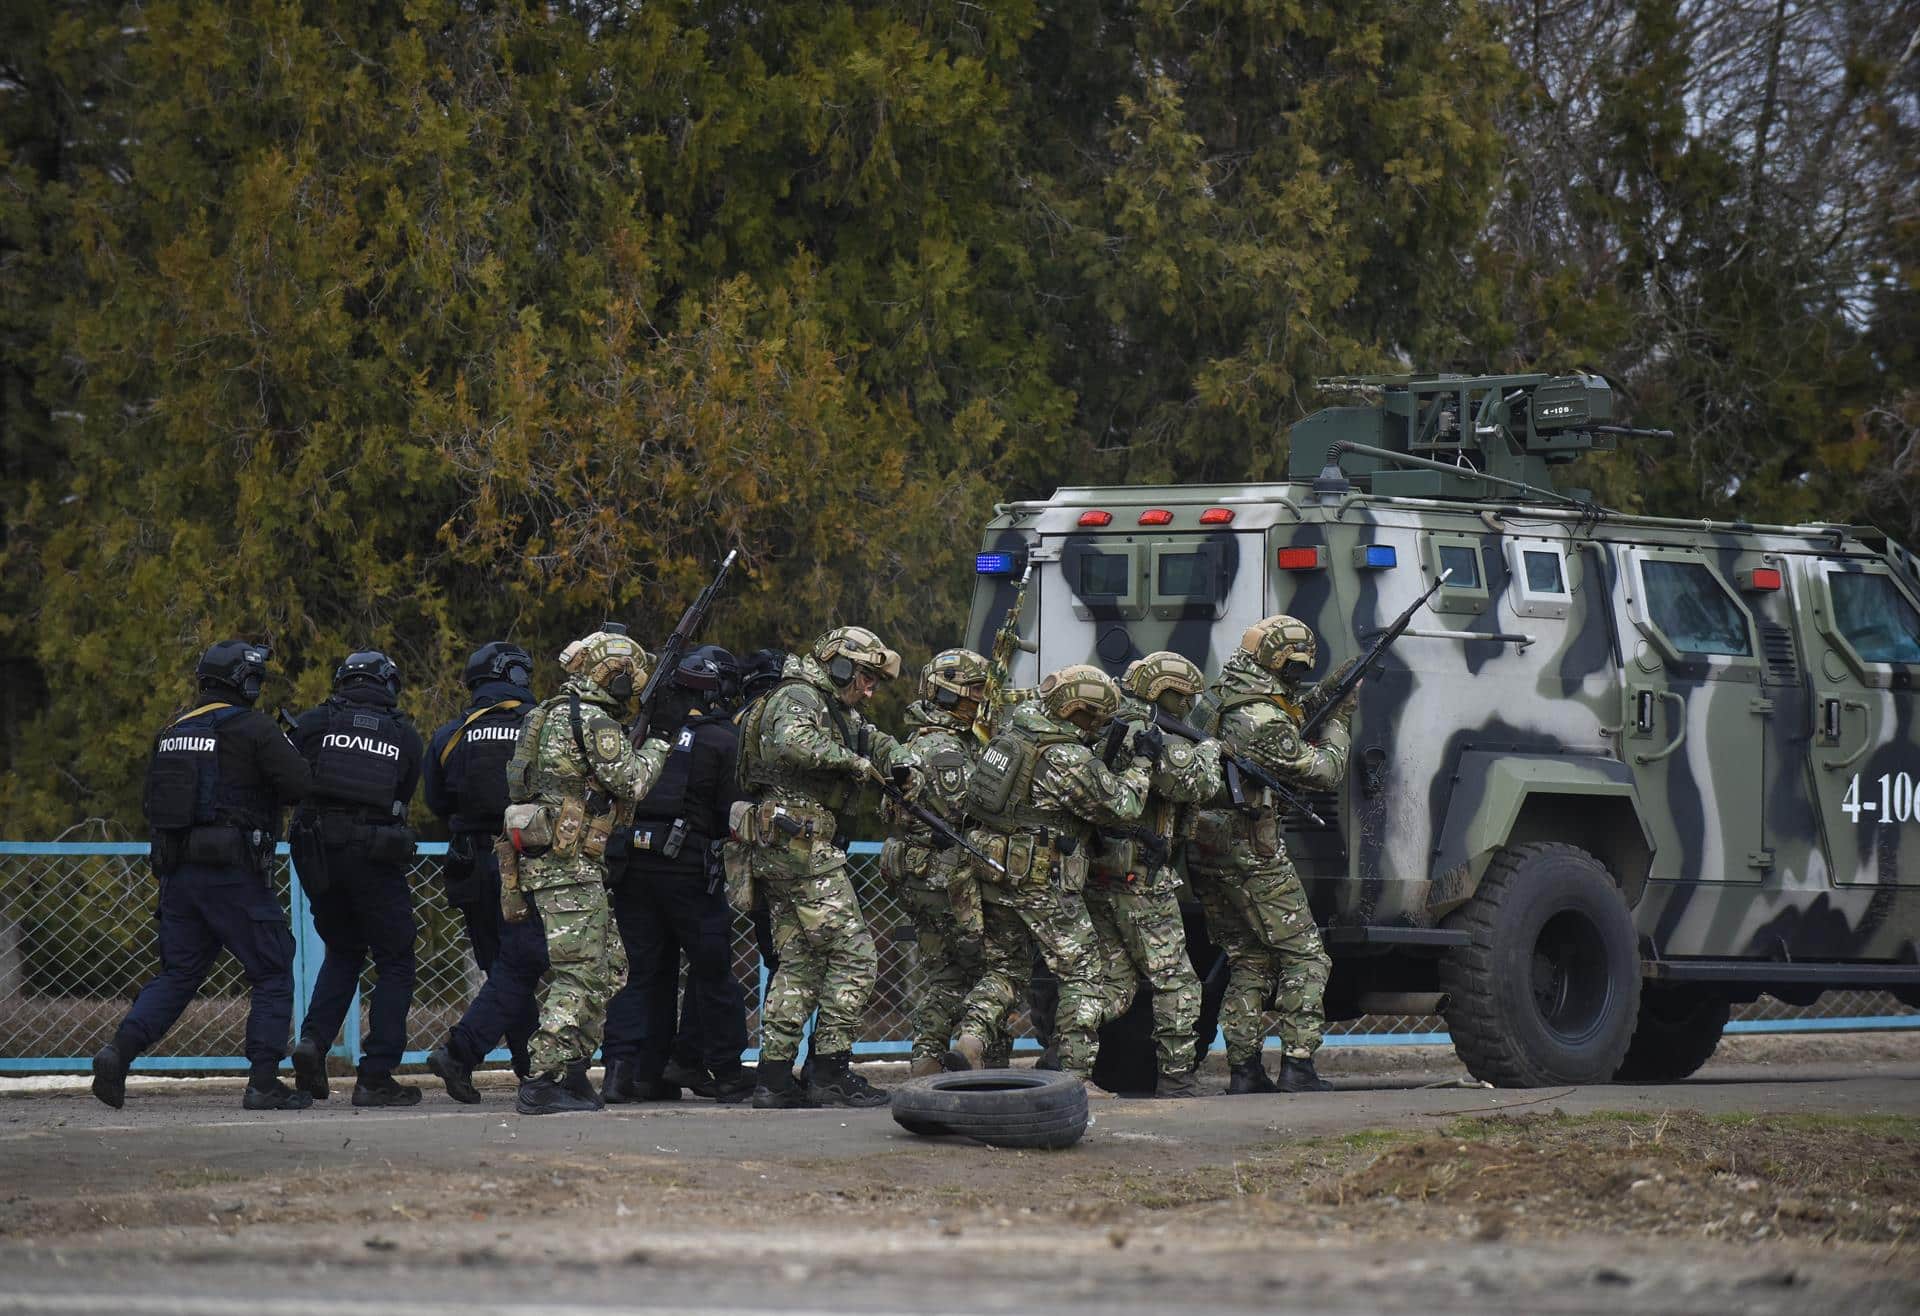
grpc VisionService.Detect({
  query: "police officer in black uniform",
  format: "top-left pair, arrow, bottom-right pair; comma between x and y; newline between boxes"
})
286,651 -> 426,1107
92,640 -> 314,1111
602,646 -> 753,1103
423,642 -> 534,976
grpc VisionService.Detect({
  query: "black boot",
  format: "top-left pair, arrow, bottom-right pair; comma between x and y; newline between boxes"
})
1226,1056 -> 1277,1095
91,1040 -> 132,1109
243,1077 -> 315,1111
1034,1042 -> 1062,1072
290,1037 -> 330,1100
750,1059 -> 812,1110
601,1058 -> 639,1105
1276,1056 -> 1333,1093
516,1072 -> 599,1114
1154,1069 -> 1201,1099
352,1070 -> 423,1107
701,1064 -> 756,1104
562,1059 -> 605,1109
428,1045 -> 481,1104
660,1057 -> 709,1091
805,1051 -> 888,1109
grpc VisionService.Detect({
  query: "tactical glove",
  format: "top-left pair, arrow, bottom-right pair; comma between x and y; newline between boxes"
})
889,763 -> 926,801
849,755 -> 887,785
1130,723 -> 1166,763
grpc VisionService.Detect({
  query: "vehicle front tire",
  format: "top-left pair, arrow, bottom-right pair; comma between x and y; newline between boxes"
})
1439,842 -> 1640,1088
1611,984 -> 1729,1083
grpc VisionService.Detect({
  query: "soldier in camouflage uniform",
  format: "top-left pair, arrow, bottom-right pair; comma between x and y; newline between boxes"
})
506,629 -> 672,1115
946,666 -> 1152,1081
1188,616 -> 1355,1094
736,627 -> 921,1109
1084,652 -> 1223,1097
880,649 -> 990,1076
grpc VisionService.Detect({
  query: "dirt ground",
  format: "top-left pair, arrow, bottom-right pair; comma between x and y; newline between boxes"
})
2,1032 -> 1918,1315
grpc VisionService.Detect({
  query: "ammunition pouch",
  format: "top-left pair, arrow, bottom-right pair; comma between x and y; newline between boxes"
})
288,817 -> 332,897
441,831 -> 484,905
721,840 -> 755,914
503,801 -> 557,858
494,833 -> 529,923
550,796 -> 588,860
366,823 -> 416,866
735,799 -> 833,856
183,824 -> 253,871
1188,805 -> 1280,868
1090,829 -> 1170,885
878,835 -> 934,888
148,829 -> 186,880
969,827 -> 1076,890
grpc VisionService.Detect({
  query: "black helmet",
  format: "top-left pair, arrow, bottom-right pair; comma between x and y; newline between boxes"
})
463,640 -> 534,692
673,645 -> 739,701
333,650 -> 402,700
196,640 -> 271,705
737,648 -> 787,705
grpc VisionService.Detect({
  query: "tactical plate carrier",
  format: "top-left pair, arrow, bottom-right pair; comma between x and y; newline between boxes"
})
967,371 -> 1920,1088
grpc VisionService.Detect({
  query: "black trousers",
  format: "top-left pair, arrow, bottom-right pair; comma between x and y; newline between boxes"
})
301,847 -> 417,1075
604,864 -> 748,1076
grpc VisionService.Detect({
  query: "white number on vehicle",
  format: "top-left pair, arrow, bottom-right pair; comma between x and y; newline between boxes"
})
1842,771 -> 1918,824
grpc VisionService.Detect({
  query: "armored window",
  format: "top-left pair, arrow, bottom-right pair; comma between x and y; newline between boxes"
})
1642,560 -> 1752,657
1829,573 -> 1920,664
1156,550 -> 1211,597
1437,544 -> 1481,589
1523,550 -> 1564,594
1077,551 -> 1132,596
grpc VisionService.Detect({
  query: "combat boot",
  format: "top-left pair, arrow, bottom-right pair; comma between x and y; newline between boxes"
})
1276,1056 -> 1333,1093
1226,1056 -> 1277,1095
243,1077 -> 315,1111
601,1058 -> 640,1104
805,1051 -> 889,1109
660,1057 -> 710,1091
352,1071 -> 423,1107
290,1037 -> 330,1100
1154,1069 -> 1201,1099
941,1034 -> 985,1072
749,1060 -> 813,1110
91,1040 -> 131,1110
427,1045 -> 481,1105
701,1064 -> 756,1104
1034,1042 -> 1062,1072
908,1055 -> 944,1078
516,1073 -> 600,1114
562,1059 -> 605,1109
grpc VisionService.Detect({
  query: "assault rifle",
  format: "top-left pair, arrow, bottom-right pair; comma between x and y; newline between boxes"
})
975,560 -> 1033,743
1147,709 -> 1326,828
1298,568 -> 1451,741
873,764 -> 1009,878
630,548 -> 739,747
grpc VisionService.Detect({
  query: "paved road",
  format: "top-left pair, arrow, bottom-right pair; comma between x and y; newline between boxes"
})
2,1053 -> 1916,1316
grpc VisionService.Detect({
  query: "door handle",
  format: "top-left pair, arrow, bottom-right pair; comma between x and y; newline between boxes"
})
1820,698 -> 1874,772
1633,690 -> 1688,764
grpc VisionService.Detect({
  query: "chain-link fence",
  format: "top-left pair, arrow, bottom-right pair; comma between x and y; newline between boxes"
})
2,841 -> 1914,1071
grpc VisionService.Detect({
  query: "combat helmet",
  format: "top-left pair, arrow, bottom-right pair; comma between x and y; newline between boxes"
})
1121,651 -> 1205,716
558,629 -> 651,702
812,626 -> 902,686
463,641 -> 534,692
196,640 -> 271,705
920,647 -> 990,716
1239,615 -> 1317,678
1038,664 -> 1121,731
334,650 -> 402,700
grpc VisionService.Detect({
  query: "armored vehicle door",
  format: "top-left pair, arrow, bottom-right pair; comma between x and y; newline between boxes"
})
1794,557 -> 1920,884
1041,528 -> 1263,677
1613,546 -> 1772,891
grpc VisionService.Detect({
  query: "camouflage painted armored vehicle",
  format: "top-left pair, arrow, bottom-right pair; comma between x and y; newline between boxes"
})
966,372 -> 1920,1088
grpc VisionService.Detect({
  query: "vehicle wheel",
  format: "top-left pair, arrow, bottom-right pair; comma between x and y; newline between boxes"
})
1612,984 -> 1729,1082
890,1069 -> 1089,1148
1439,842 -> 1640,1088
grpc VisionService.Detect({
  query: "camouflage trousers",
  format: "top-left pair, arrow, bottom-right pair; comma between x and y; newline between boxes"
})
524,867 -> 627,1077
1189,858 -> 1329,1066
896,880 -> 985,1069
958,877 -> 1121,1078
758,863 -> 876,1062
1083,874 -> 1201,1076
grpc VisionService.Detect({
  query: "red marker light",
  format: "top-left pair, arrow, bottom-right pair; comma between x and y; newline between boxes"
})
1198,507 -> 1235,525
1078,510 -> 1113,527
1138,509 -> 1174,526
1277,546 -> 1324,571
1743,566 -> 1783,592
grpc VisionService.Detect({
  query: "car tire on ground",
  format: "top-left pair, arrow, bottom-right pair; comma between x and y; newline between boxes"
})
1439,842 -> 1641,1088
1612,983 -> 1730,1082
890,1069 -> 1090,1149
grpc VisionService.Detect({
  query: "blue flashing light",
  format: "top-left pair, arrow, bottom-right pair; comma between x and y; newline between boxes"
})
975,552 -> 1019,576
1357,545 -> 1398,570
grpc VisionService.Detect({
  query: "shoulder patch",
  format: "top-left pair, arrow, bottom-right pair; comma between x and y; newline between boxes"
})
594,727 -> 624,760
1275,729 -> 1300,760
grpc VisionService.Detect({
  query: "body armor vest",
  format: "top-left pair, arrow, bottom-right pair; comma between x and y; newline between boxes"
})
739,679 -> 864,812
144,703 -> 256,831
445,699 -> 525,832
309,699 -> 407,817
965,724 -> 1081,834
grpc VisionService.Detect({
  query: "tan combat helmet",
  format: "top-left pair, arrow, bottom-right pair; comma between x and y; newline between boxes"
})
1239,614 -> 1317,678
813,625 -> 903,685
921,647 -> 990,715
558,629 -> 652,702
1038,663 -> 1121,732
1121,651 -> 1206,716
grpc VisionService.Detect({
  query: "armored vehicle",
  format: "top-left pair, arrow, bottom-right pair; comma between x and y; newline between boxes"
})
965,372 -> 1920,1088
